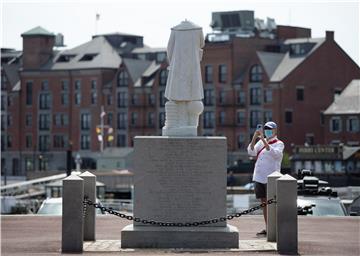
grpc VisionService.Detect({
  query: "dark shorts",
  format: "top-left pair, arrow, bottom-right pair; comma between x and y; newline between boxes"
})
254,182 -> 267,199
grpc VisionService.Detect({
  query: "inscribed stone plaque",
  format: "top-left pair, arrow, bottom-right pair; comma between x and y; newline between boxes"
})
133,136 -> 227,227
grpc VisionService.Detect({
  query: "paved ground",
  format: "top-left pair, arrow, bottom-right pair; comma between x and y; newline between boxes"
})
1,215 -> 359,255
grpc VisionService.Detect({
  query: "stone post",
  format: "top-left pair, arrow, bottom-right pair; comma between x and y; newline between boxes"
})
62,174 -> 84,253
79,171 -> 96,241
276,174 -> 298,255
267,171 -> 283,242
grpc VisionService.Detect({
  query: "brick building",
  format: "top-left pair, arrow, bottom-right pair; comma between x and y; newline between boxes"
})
1,10 -> 360,177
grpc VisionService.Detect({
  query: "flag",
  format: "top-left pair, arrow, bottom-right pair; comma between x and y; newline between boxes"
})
96,13 -> 100,21
101,110 -> 106,117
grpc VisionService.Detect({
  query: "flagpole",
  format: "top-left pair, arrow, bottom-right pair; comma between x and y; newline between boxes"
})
100,105 -> 105,152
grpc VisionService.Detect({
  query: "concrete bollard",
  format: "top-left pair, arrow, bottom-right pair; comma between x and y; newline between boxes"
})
276,174 -> 298,255
79,171 -> 96,241
62,174 -> 84,253
267,171 -> 283,242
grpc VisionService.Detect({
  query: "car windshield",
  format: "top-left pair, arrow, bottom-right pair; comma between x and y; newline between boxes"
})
298,197 -> 346,216
37,199 -> 104,215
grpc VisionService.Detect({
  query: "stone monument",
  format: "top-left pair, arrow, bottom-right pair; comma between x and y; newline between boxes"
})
121,20 -> 239,249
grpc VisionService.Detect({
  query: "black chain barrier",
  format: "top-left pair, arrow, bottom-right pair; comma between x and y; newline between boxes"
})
83,198 -> 276,227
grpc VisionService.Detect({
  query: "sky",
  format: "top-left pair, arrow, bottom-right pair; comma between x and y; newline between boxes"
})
1,0 -> 359,65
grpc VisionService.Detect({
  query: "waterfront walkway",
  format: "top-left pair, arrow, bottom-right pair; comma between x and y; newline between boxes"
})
1,215 -> 359,255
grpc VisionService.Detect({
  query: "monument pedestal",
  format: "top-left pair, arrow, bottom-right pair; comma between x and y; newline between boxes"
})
121,136 -> 239,249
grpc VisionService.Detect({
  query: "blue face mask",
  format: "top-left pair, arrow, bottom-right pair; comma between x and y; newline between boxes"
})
264,129 -> 273,138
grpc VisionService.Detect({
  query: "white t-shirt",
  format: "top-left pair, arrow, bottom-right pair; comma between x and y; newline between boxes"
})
247,137 -> 284,184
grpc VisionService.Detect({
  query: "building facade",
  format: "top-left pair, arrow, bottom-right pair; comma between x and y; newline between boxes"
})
1,11 -> 360,177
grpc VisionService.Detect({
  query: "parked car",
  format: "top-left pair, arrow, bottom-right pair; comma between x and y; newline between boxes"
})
37,197 -> 106,215
297,196 -> 347,216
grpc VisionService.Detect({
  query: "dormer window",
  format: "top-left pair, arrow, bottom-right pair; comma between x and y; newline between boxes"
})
289,43 -> 316,57
79,53 -> 98,61
56,54 -> 76,62
118,71 -> 129,87
249,64 -> 263,82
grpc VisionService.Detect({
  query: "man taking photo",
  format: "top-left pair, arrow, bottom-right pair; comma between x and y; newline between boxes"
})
247,121 -> 284,237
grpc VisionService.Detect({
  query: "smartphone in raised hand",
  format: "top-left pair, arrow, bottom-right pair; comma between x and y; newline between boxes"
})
256,124 -> 262,131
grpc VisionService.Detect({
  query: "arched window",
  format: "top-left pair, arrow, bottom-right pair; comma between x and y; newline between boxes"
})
159,69 -> 168,86
249,65 -> 263,82
118,71 -> 129,87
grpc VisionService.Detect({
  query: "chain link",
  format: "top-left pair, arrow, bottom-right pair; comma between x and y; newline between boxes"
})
83,198 -> 276,227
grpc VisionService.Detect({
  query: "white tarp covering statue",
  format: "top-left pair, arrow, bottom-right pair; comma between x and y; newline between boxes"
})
162,20 -> 205,137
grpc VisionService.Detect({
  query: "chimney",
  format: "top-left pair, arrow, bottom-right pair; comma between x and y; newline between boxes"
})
326,31 -> 334,41
21,26 -> 55,70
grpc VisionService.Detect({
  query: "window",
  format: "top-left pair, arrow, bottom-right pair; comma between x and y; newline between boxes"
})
61,93 -> 69,106
237,134 -> 246,150
1,114 -> 5,131
203,111 -> 215,128
61,80 -> 69,91
159,112 -> 165,127
131,112 -> 138,126
330,117 -> 342,133
285,110 -> 293,124
1,95 -> 5,110
148,112 -> 154,126
219,91 -> 226,104
38,157 -> 48,171
26,135 -> 32,148
1,135 -> 5,150
117,134 -> 126,147
80,134 -> 90,150
237,90 -> 246,105
41,80 -> 49,91
12,158 -> 20,176
91,80 -> 97,90
250,87 -> 261,105
347,117 -> 359,132
7,135 -> 12,148
53,135 -> 65,148
204,89 -> 214,106
54,114 -> 68,126
91,92 -> 97,104
218,65 -> 227,83
75,80 -> 81,90
7,114 -> 12,127
156,52 -> 166,62
250,111 -> 262,128
79,53 -> 98,61
117,113 -> 127,129
117,92 -> 128,108
39,114 -> 50,130
320,111 -> 325,125
296,87 -> 304,101
107,94 -> 112,105
25,158 -> 34,172
118,71 -> 129,87
264,110 -> 273,122
250,65 -> 263,82
39,93 -> 51,109
159,91 -> 166,107
74,93 -> 81,105
219,111 -> 226,125
131,94 -> 139,105
305,134 -> 314,145
81,113 -> 91,130
205,65 -> 213,83
38,135 -> 50,151
264,89 -> 272,103
159,70 -> 168,86
290,44 -> 307,56
26,81 -> 33,105
148,93 -> 155,105
7,95 -> 12,107
236,111 -> 245,126
107,113 -> 113,126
